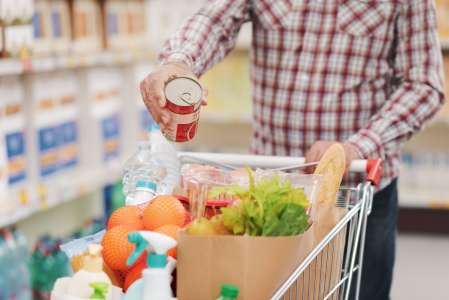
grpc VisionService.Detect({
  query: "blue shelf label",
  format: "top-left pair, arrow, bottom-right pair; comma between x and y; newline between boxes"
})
58,121 -> 79,169
101,114 -> 121,161
38,126 -> 60,177
5,131 -> 27,185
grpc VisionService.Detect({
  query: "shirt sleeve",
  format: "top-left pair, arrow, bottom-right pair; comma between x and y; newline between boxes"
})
347,0 -> 445,159
159,0 -> 251,77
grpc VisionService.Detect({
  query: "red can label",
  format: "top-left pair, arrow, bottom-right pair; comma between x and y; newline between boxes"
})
163,77 -> 202,142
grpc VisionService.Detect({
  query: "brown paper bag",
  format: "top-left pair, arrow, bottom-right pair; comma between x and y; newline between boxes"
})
177,228 -> 314,300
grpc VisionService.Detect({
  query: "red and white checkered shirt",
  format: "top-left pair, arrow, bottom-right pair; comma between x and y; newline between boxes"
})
160,0 -> 445,189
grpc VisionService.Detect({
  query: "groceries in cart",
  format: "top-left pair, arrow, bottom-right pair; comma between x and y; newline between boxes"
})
54,127 -> 351,299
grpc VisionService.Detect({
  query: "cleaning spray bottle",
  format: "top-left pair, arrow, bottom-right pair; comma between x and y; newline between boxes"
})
123,231 -> 177,300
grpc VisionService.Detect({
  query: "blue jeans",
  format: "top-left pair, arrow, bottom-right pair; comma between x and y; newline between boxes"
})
358,179 -> 398,300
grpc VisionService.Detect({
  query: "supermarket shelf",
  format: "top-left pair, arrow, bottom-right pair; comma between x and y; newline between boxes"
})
0,49 -> 154,76
399,187 -> 449,209
0,165 -> 121,228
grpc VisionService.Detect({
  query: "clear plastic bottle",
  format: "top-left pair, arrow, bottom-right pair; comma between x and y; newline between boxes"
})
122,141 -> 166,197
0,234 -> 9,299
148,124 -> 180,195
12,229 -> 32,300
122,125 -> 180,206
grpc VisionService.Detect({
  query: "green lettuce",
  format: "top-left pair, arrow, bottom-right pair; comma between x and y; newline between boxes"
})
211,169 -> 311,236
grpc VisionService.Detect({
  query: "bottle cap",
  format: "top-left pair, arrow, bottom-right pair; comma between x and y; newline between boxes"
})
148,253 -> 167,268
150,124 -> 161,131
136,180 -> 157,191
220,284 -> 240,298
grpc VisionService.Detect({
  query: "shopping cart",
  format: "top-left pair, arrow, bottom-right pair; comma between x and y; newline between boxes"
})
179,152 -> 382,300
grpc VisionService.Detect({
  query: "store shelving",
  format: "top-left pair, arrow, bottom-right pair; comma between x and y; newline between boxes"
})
0,165 -> 121,228
0,49 -> 154,76
400,188 -> 449,209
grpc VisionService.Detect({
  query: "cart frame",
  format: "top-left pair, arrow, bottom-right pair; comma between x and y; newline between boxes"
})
179,152 -> 382,300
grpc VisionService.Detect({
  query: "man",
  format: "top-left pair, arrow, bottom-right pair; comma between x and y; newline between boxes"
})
140,1 -> 445,299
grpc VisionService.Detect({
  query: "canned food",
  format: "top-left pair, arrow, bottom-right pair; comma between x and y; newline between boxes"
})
163,76 -> 203,142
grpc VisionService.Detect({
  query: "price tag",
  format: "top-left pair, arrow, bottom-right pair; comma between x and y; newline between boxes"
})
19,189 -> 29,205
37,183 -> 48,209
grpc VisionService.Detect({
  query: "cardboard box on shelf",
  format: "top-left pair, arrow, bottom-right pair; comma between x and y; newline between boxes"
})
0,76 -> 30,213
104,0 -> 128,51
49,0 -> 72,55
25,73 -> 65,208
79,67 -> 123,171
126,0 -> 147,50
72,0 -> 103,54
32,0 -> 53,57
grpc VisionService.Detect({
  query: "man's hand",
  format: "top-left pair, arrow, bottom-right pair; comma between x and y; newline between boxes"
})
305,141 -> 362,173
139,61 -> 207,128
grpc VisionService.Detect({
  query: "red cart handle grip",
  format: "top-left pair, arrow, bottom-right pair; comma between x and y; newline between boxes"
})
365,159 -> 383,186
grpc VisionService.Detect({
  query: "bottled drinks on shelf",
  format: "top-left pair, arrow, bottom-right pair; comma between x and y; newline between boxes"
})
0,228 -> 32,300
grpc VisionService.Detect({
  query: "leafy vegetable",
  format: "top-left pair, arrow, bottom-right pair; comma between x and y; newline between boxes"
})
210,169 -> 311,236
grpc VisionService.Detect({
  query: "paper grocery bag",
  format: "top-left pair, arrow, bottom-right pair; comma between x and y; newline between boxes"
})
177,228 -> 314,300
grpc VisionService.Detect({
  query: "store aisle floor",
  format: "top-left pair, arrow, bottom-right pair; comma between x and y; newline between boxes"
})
392,234 -> 449,300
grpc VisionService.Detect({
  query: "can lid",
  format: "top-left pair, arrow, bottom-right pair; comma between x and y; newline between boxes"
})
165,77 -> 202,106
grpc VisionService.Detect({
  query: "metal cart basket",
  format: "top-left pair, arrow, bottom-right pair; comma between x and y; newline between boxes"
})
179,152 -> 382,300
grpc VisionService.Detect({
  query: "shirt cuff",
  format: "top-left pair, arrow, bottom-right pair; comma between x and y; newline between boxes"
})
159,52 -> 194,70
346,129 -> 384,159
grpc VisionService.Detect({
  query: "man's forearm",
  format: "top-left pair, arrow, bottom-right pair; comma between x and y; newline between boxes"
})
159,0 -> 250,77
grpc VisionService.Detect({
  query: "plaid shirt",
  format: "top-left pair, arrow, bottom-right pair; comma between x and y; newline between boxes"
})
160,0 -> 445,188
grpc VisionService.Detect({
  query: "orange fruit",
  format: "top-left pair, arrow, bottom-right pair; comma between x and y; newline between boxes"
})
107,206 -> 144,230
155,224 -> 180,258
143,196 -> 186,230
123,261 -> 146,292
102,225 -> 135,271
103,262 -> 124,288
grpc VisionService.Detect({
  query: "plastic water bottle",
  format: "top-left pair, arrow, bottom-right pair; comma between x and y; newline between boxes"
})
0,234 -> 9,299
122,125 -> 180,208
12,229 -> 32,300
122,141 -> 165,196
149,124 -> 181,195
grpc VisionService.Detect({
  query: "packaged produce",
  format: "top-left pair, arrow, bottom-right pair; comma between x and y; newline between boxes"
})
207,169 -> 311,237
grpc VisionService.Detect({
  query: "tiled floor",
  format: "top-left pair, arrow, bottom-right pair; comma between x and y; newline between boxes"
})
392,234 -> 449,300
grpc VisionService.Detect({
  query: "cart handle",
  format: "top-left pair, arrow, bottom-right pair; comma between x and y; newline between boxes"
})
179,152 -> 383,186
